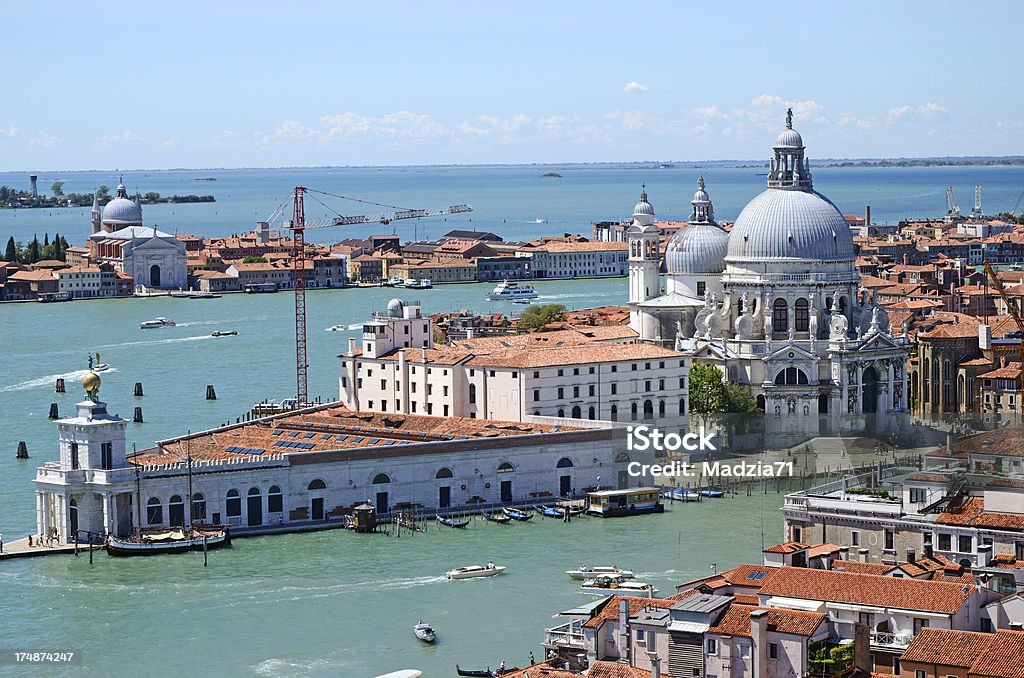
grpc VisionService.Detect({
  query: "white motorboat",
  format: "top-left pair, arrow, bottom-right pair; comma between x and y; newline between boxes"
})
389,276 -> 405,287
487,280 -> 538,301
413,621 -> 436,643
565,565 -> 635,581
139,316 -> 176,329
446,563 -> 506,580
406,278 -> 433,289
579,574 -> 657,596
373,671 -> 422,678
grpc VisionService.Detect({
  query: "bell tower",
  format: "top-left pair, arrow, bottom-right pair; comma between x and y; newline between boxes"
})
627,186 -> 661,331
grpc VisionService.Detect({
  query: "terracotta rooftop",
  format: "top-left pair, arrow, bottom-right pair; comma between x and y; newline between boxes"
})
583,590 -> 698,630
936,497 -> 1024,531
757,566 -> 974,614
584,662 -> 653,678
962,630 -> 1024,677
905,472 -> 953,483
943,427 -> 1024,458
377,341 -> 681,370
707,604 -> 825,638
828,561 -> 893,576
130,404 -> 584,466
978,362 -> 1022,379
762,541 -> 808,554
806,543 -> 841,559
529,241 -> 628,253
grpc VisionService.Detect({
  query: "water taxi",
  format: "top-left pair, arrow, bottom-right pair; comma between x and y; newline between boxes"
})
586,487 -> 663,517
139,317 -> 176,329
413,621 -> 436,643
406,278 -> 433,289
211,330 -> 238,337
565,565 -> 635,581
446,563 -> 505,580
487,280 -> 538,301
579,574 -> 657,597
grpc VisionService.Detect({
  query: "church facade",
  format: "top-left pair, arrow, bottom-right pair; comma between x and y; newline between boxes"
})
87,182 -> 188,291
628,116 -> 910,438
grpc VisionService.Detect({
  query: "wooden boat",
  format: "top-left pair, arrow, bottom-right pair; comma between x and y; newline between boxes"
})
536,505 -> 565,518
436,514 -> 470,528
413,621 -> 436,643
700,489 -> 726,498
446,564 -> 506,580
502,507 -> 533,521
456,666 -> 495,677
107,526 -> 230,557
482,511 -> 511,524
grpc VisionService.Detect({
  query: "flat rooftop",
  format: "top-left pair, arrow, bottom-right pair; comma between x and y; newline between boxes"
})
131,404 -> 587,466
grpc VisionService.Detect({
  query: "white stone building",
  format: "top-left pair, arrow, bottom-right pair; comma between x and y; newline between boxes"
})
629,115 -> 910,440
87,182 -> 187,290
34,374 -> 641,542
338,298 -> 690,429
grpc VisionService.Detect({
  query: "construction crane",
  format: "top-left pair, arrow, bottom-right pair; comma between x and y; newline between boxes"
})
983,261 -> 1024,410
971,185 -> 983,219
285,186 -> 472,406
945,185 -> 961,221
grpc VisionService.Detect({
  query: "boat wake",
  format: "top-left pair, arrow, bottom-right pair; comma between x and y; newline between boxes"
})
0,368 -> 118,394
97,335 -> 218,351
176,320 -> 224,327
254,657 -> 333,677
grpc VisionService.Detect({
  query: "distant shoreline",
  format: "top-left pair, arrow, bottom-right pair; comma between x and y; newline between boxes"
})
5,156 -> 1024,175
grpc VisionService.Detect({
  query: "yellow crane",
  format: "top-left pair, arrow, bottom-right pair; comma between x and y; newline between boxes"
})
983,261 -> 1024,412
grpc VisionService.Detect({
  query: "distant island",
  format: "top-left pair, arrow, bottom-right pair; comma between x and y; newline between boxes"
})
0,183 -> 215,209
540,172 -> 562,178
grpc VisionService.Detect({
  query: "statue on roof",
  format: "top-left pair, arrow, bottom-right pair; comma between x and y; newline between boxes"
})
786,107 -> 793,129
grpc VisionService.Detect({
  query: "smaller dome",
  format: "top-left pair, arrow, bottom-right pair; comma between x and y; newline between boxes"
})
387,298 -> 404,317
666,222 -> 729,275
774,127 -> 804,148
102,183 -> 143,225
633,192 -> 655,217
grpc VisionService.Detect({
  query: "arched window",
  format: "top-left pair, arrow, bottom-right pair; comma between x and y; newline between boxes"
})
775,367 -> 809,386
795,298 -> 809,332
147,497 -> 163,525
773,298 -> 788,332
192,493 -> 206,521
469,384 -> 477,404
557,409 -> 565,418
268,485 -> 283,513
497,462 -> 515,473
248,487 -> 261,497
308,479 -> 327,491
373,473 -> 391,484
226,489 -> 241,517
556,457 -> 574,468
658,400 -> 666,416
838,296 -> 847,314
149,264 -> 161,288
643,400 -> 654,418
610,404 -> 618,421
168,495 -> 184,526
679,398 -> 686,415
571,405 -> 582,418
435,468 -> 454,479
588,406 -> 596,420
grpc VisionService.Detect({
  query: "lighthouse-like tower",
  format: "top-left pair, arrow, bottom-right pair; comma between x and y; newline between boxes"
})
627,186 -> 661,332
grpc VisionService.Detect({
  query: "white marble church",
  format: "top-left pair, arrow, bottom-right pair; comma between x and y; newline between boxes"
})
628,114 -> 909,437
87,181 -> 187,291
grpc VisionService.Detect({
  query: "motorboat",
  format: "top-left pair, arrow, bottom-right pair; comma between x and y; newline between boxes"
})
406,278 -> 433,289
579,575 -> 657,597
534,218 -> 547,223
107,527 -> 230,557
436,514 -> 470,528
700,489 -> 726,498
565,565 -> 635,581
487,280 -> 538,301
188,292 -> 221,299
482,511 -> 511,524
413,621 -> 436,643
446,563 -> 506,580
502,507 -> 533,521
90,352 -> 109,372
511,299 -> 531,305
139,317 -> 176,329
389,276 -> 405,287
211,330 -> 237,337
663,488 -> 700,500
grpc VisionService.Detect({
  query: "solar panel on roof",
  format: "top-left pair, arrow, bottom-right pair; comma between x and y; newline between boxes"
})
368,438 -> 379,444
336,435 -> 348,442
351,437 -> 363,443
305,432 -> 315,439
551,426 -> 561,432
745,571 -> 767,581
272,430 -> 283,436
321,434 -> 332,440
288,431 -> 299,438
274,441 -> 287,448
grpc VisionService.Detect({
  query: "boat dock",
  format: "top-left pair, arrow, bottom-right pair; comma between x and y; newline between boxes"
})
0,536 -> 103,561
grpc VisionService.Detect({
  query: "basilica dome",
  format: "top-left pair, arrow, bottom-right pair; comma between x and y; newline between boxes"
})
102,183 -> 143,226
725,120 -> 854,262
666,177 -> 729,274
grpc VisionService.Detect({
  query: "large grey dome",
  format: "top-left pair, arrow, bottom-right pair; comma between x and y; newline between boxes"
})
102,183 -> 143,225
726,189 -> 854,261
666,222 -> 729,274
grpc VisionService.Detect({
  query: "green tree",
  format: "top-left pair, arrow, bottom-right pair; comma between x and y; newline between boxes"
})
4,236 -> 15,263
517,303 -> 566,331
688,362 -> 727,428
96,185 -> 110,201
242,255 -> 268,264
143,192 -> 160,203
27,235 -> 41,263
51,181 -> 64,196
53,232 -> 63,261
723,382 -> 760,414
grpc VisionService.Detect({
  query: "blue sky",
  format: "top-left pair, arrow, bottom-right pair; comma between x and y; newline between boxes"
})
2,0 -> 1021,171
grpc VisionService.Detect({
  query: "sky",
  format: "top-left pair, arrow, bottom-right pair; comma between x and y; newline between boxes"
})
2,0 -> 1022,171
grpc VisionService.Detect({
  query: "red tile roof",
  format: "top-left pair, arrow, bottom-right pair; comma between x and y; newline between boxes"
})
965,630 -> 1024,677
763,541 -> 808,554
707,604 -> 825,638
757,566 -> 974,614
828,561 -> 893,575
905,473 -> 953,483
585,662 -> 653,678
583,590 -> 698,630
935,497 -> 1024,531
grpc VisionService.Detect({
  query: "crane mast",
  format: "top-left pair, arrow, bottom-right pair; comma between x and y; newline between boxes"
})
285,187 -> 471,406
971,185 -> 983,219
945,185 -> 961,221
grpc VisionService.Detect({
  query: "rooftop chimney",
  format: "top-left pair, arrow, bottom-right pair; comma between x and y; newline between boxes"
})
924,542 -> 934,559
647,652 -> 661,678
859,548 -> 869,563
865,205 -> 871,227
618,599 -> 630,661
906,549 -> 916,564
977,544 -> 992,568
348,337 -> 356,356
979,324 -> 992,351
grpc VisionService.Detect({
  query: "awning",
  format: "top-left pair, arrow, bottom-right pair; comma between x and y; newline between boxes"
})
556,597 -> 613,617
667,621 -> 710,634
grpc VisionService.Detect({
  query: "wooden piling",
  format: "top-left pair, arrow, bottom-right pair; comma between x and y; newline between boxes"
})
133,407 -> 144,423
206,385 -> 217,400
16,441 -> 28,459
134,382 -> 144,397
55,378 -> 65,393
48,403 -> 59,419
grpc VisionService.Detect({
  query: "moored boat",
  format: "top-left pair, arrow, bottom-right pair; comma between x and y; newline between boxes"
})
446,563 -> 505,580
456,666 -> 494,677
374,671 -> 422,678
565,565 -> 635,581
579,574 -> 657,597
413,621 -> 436,643
663,488 -> 700,500
699,489 -> 726,498
436,514 -> 470,528
139,316 -> 176,329
487,280 -> 538,301
536,505 -> 564,518
406,278 -> 432,289
107,527 -> 230,557
502,507 -> 533,521
482,511 -> 511,524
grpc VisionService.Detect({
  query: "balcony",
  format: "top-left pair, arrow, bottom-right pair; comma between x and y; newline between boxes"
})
544,619 -> 586,650
870,631 -> 914,650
